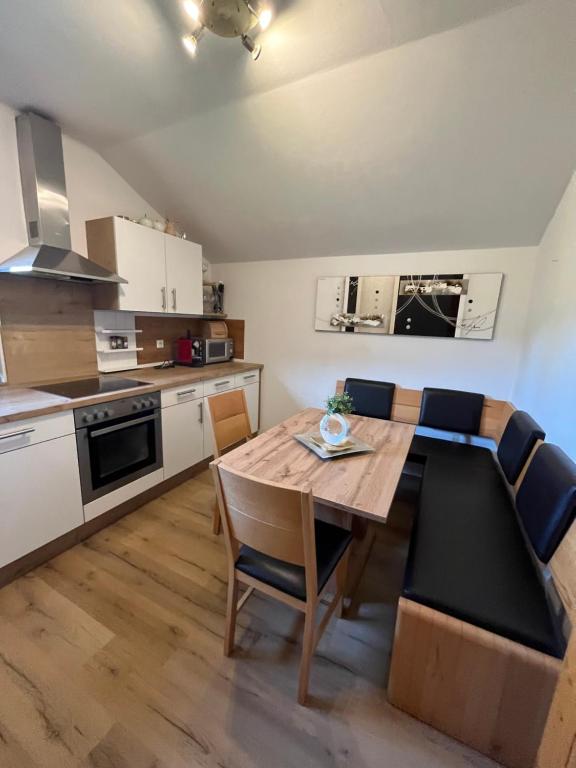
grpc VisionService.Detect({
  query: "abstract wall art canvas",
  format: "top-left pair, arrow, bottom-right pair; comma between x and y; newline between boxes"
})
315,273 -> 503,340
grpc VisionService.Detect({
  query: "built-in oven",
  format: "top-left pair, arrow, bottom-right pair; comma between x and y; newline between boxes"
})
75,392 -> 162,504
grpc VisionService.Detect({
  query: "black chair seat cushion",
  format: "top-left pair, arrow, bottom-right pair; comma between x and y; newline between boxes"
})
497,410 -> 545,485
418,387 -> 485,435
344,378 -> 395,420
516,444 -> 576,563
236,520 -> 353,600
403,460 -> 564,658
409,434 -> 495,469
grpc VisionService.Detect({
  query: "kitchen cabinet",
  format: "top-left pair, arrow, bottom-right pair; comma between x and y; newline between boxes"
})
241,382 -> 260,433
165,235 -> 203,315
112,217 -> 167,312
162,389 -> 205,479
86,217 -> 203,315
0,414 -> 83,568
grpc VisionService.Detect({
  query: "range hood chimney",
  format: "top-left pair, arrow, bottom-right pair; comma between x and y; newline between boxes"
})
0,113 -> 126,284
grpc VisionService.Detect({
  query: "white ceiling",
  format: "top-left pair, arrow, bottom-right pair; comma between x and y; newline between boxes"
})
0,0 -> 574,262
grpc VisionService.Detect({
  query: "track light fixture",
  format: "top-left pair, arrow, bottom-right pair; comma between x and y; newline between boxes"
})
241,34 -> 261,60
180,0 -> 272,60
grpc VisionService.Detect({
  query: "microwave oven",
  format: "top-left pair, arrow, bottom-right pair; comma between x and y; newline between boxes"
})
176,337 -> 234,366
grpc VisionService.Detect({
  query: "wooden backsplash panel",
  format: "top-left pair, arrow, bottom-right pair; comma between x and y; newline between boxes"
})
226,319 -> 245,359
135,316 -> 245,364
0,275 -> 98,385
135,316 -> 203,364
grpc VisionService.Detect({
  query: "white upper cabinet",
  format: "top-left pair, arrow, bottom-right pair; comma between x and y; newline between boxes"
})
165,235 -> 203,315
114,218 -> 167,312
87,217 -> 203,315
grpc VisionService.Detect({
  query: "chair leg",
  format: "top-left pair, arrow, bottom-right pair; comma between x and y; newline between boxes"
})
224,576 -> 239,656
298,603 -> 317,705
335,549 -> 350,619
212,502 -> 222,535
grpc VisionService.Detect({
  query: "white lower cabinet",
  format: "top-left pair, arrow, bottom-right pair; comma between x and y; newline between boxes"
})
0,433 -> 84,568
241,382 -> 260,433
162,396 -> 205,479
202,396 -> 216,459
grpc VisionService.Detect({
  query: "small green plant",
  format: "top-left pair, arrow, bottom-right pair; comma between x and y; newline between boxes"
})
325,391 -> 354,415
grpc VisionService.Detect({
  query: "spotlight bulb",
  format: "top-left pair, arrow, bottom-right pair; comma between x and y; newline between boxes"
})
182,33 -> 198,56
183,0 -> 200,22
259,7 -> 272,30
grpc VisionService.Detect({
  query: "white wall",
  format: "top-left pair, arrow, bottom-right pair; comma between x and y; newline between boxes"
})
514,173 -> 576,461
0,101 -> 159,266
214,248 -> 537,430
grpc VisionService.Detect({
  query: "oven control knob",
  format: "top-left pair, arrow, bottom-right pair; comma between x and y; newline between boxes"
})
95,411 -> 106,420
83,413 -> 95,424
133,401 -> 143,411
104,408 -> 113,418
144,398 -> 154,408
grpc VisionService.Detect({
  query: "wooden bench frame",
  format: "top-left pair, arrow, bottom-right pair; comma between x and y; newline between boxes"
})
334,379 -> 574,767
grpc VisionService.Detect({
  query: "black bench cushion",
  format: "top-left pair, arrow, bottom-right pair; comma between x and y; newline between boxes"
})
516,444 -> 576,563
344,378 -> 395,420
418,387 -> 485,435
497,410 -> 545,485
403,460 -> 564,658
409,434 -> 495,469
236,519 -> 352,600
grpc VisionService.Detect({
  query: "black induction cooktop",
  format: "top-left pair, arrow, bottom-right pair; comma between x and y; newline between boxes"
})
34,376 -> 149,400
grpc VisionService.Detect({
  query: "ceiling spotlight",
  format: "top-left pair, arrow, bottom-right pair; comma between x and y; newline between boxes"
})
179,1 -> 271,61
241,34 -> 261,60
183,0 -> 201,22
182,33 -> 198,56
258,7 -> 272,30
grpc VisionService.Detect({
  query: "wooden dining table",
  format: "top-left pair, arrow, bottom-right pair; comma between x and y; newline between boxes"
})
218,407 -> 416,602
218,407 -> 416,523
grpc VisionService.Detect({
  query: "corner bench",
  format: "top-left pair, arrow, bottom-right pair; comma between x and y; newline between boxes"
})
388,391 -> 576,768
335,379 -> 576,768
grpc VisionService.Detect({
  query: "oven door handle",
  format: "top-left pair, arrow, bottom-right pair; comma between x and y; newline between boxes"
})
89,413 -> 157,439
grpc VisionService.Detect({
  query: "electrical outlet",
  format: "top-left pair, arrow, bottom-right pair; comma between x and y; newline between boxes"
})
156,339 -> 165,349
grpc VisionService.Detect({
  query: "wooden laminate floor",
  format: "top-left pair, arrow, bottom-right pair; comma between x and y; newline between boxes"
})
0,470 -> 498,768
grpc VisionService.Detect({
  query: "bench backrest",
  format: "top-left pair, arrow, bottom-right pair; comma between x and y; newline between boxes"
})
335,380 -> 514,443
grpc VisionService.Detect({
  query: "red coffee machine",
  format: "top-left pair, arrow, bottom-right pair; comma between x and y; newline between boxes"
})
175,336 -> 204,367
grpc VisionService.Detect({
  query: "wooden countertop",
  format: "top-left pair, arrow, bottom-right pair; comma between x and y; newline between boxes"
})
0,361 -> 263,425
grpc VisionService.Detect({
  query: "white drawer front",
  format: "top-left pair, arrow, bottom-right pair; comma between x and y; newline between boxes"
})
161,382 -> 204,408
0,411 -> 75,455
234,370 -> 260,388
204,376 -> 235,397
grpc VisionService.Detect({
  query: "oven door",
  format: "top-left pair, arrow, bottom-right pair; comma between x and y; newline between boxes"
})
76,410 -> 163,504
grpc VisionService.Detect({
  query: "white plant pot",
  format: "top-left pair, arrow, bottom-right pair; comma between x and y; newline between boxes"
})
319,412 -> 350,446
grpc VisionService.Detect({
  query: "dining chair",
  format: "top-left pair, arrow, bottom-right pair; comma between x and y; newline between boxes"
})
207,388 -> 253,535
211,461 -> 352,705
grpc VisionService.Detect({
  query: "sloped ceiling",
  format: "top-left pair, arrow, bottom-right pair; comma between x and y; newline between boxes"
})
0,0 -> 574,262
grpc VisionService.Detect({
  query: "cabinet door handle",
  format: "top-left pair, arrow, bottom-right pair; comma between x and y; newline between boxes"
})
215,380 -> 231,387
172,288 -> 177,311
177,388 -> 197,398
244,374 -> 257,380
198,401 -> 203,424
0,427 -> 35,441
161,287 -> 167,311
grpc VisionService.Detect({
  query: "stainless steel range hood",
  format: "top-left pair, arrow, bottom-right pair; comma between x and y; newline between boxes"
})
0,113 -> 126,284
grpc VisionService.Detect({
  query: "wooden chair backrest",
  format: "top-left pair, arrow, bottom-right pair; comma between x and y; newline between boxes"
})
207,388 -> 252,457
335,380 -> 515,443
212,461 -> 316,576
